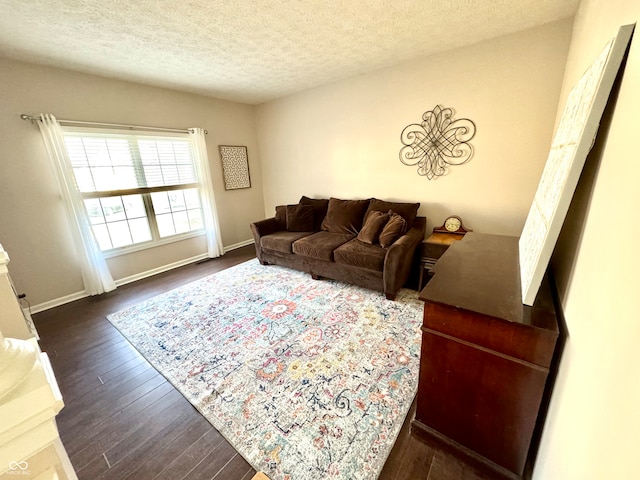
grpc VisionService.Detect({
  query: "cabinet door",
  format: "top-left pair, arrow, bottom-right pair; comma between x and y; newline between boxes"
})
416,327 -> 549,476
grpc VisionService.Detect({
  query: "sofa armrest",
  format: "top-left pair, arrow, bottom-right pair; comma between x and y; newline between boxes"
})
250,217 -> 282,264
251,217 -> 281,238
383,217 -> 426,299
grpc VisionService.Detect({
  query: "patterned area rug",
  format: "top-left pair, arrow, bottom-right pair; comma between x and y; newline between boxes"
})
107,259 -> 423,480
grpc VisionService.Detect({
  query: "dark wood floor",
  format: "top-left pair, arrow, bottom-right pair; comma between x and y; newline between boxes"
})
34,245 -> 491,480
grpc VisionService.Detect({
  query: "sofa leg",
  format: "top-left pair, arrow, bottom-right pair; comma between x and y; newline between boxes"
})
259,259 -> 269,265
311,274 -> 320,280
385,292 -> 396,301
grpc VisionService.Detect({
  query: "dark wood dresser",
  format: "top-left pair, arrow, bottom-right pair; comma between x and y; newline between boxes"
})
413,232 -> 560,480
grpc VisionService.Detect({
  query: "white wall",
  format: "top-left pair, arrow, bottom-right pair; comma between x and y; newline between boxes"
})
0,58 -> 263,307
255,20 -> 573,236
535,1 -> 640,479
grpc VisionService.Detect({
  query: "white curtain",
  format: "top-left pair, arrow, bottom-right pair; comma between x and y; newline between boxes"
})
189,128 -> 224,258
37,114 -> 116,295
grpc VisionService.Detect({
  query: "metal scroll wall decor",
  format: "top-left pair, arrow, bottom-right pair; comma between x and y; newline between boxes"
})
399,105 -> 476,179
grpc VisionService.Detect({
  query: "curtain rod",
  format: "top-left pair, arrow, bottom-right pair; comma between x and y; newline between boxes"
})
20,114 -> 207,134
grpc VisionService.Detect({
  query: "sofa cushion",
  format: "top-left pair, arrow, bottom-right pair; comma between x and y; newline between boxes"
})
365,199 -> 419,225
299,196 -> 329,231
261,231 -> 313,254
292,231 -> 355,261
286,204 -> 315,232
357,210 -> 390,244
379,211 -> 407,248
320,197 -> 371,234
334,239 -> 386,271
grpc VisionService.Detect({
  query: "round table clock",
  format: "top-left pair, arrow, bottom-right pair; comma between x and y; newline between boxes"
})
419,216 -> 471,289
434,215 -> 470,235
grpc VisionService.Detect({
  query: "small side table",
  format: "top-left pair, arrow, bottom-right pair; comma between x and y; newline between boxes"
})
418,232 -> 464,290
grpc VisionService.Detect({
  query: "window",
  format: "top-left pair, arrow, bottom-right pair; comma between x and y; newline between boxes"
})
64,130 -> 205,252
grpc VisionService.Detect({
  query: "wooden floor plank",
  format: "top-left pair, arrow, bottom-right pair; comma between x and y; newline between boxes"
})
379,401 -> 419,479
40,321 -> 117,350
394,434 -> 436,480
54,342 -> 143,385
121,414 -> 213,480
212,452 -> 254,480
75,393 -> 192,478
61,354 -> 148,401
66,345 -> 144,385
153,430 -> 225,480
67,383 -> 178,464
58,369 -> 165,434
240,470 -> 257,480
93,404 -> 206,480
49,334 -> 130,371
182,440 -> 238,480
61,360 -> 153,413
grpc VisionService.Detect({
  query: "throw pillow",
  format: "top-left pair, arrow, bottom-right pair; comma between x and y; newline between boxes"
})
364,198 -> 420,226
357,210 -> 390,244
275,205 -> 287,230
286,204 -> 315,232
299,196 -> 329,231
321,197 -> 371,234
379,210 -> 407,248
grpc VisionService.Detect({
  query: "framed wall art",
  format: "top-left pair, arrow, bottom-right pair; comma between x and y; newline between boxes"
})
518,24 -> 633,305
219,145 -> 251,190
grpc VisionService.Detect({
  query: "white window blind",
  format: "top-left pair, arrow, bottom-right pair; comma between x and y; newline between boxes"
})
63,131 -> 204,252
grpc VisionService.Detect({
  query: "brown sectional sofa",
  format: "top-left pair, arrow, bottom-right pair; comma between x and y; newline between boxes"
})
250,196 -> 426,300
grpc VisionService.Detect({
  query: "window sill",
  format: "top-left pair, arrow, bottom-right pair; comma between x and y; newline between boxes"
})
102,230 -> 206,259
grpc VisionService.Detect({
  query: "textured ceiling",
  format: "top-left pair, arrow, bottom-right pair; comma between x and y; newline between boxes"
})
0,0 -> 579,104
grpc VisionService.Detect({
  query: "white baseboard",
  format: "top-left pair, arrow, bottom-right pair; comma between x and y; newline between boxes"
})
114,252 -> 210,287
224,238 -> 255,251
30,290 -> 90,314
30,241 -> 255,314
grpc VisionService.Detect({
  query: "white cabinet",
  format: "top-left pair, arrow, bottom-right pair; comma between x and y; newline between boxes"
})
0,244 -> 77,479
0,247 -> 36,340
